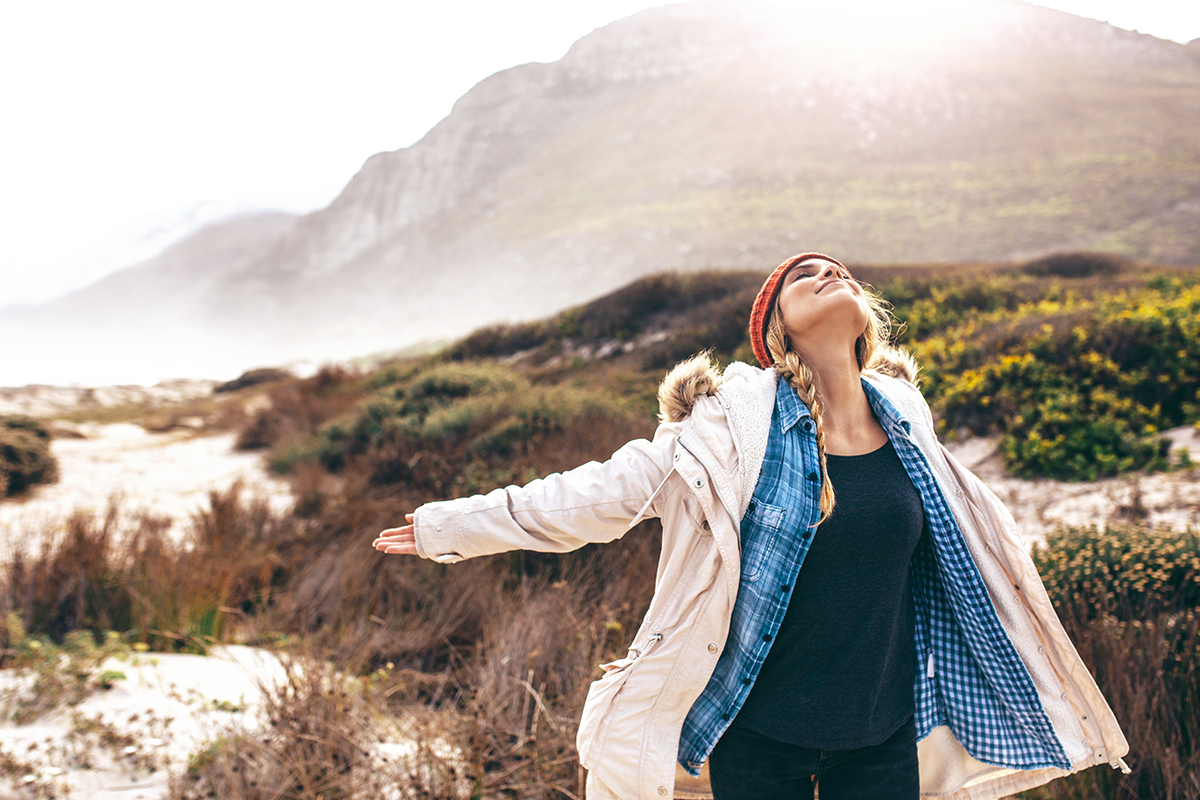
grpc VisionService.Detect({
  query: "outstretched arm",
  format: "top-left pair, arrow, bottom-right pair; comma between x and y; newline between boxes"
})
371,422 -> 682,562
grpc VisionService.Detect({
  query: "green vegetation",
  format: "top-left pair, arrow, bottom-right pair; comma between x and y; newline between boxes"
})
886,261 -> 1200,479
449,255 -> 1200,482
4,255 -> 1200,797
1021,525 -> 1200,799
269,361 -> 652,498
0,415 -> 58,497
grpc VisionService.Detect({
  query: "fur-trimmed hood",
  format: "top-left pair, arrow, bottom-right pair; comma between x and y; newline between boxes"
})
657,348 -> 920,423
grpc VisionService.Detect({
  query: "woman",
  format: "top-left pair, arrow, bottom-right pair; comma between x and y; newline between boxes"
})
373,253 -> 1128,800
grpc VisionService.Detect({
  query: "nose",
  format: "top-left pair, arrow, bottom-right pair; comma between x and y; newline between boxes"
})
822,264 -> 838,277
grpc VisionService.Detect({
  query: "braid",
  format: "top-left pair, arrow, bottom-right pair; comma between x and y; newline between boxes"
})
766,310 -> 836,524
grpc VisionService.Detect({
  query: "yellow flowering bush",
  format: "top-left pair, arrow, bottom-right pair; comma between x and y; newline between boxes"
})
889,273 -> 1200,480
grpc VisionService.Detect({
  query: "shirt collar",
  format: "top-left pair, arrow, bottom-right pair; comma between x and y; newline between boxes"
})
775,377 -> 812,434
774,373 -> 913,437
861,377 -> 913,437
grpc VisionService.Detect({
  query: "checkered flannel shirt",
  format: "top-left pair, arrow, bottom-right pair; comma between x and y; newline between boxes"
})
677,377 -> 1070,775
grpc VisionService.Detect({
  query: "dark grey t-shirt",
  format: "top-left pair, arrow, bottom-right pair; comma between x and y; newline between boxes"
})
732,440 -> 926,749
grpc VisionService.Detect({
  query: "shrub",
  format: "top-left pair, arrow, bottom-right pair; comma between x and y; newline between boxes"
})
0,415 -> 58,497
915,278 -> 1200,479
1022,525 -> 1200,799
214,367 -> 293,393
271,361 -> 654,497
235,365 -> 363,452
1020,252 -> 1127,278
1032,524 -> 1200,621
0,486 -> 299,652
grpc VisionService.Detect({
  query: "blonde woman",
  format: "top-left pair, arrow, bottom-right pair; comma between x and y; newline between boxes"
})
374,253 -> 1127,799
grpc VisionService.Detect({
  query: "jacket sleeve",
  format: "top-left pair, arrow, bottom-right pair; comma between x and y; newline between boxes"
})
412,421 -> 682,562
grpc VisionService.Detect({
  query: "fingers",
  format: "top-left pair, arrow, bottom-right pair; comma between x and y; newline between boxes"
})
373,516 -> 417,555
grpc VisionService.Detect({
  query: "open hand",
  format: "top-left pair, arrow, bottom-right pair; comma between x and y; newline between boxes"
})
373,513 -> 417,555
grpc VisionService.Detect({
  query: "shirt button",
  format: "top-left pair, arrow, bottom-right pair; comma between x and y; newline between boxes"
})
803,421 -> 812,432
747,501 -> 756,515
708,643 -> 718,653
742,678 -> 752,685
781,585 -> 790,592
801,531 -> 811,540
762,634 -> 773,642
436,525 -> 442,531
807,472 -> 819,482
722,713 -> 730,721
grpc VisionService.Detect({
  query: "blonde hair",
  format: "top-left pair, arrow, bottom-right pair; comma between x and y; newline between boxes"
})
763,278 -> 897,524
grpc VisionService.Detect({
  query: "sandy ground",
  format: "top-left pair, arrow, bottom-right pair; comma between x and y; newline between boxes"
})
0,424 -> 293,551
945,425 -> 1200,546
0,646 -> 289,798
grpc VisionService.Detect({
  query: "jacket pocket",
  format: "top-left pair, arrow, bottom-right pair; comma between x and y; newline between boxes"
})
741,499 -> 785,582
576,632 -> 663,768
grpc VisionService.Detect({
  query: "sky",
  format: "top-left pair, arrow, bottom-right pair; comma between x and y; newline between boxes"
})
1,0 -> 1198,310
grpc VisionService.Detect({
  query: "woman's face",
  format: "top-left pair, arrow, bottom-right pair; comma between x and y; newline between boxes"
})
777,257 -> 870,354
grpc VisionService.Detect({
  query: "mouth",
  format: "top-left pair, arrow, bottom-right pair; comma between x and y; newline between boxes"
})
817,278 -> 845,294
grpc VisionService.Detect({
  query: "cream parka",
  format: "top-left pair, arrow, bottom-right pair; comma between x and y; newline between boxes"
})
412,355 -> 1128,800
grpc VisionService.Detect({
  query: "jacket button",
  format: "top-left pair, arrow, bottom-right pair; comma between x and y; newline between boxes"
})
702,520 -> 710,530
658,787 -> 668,796
695,479 -> 703,487
708,643 -> 718,653
674,453 -> 680,461
807,472 -> 819,482
436,525 -> 442,531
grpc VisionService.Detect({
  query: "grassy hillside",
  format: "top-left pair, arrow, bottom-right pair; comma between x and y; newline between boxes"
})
4,256 -> 1200,798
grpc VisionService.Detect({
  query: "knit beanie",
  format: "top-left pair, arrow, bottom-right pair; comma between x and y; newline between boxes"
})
748,252 -> 846,368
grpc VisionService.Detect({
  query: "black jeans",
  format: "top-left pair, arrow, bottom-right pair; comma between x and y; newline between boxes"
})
707,715 -> 919,800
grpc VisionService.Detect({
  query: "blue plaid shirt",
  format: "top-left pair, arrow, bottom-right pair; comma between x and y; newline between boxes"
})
677,377 -> 1070,774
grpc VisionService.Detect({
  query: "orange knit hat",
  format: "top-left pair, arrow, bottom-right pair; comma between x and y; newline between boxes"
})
748,252 -> 846,368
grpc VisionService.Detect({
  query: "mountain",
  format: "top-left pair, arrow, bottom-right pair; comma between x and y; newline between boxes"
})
5,0 -> 1199,385
1,212 -> 298,385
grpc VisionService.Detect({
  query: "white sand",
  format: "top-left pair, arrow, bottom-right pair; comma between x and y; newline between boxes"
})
945,425 -> 1200,546
0,646 -> 287,799
0,424 -> 292,549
